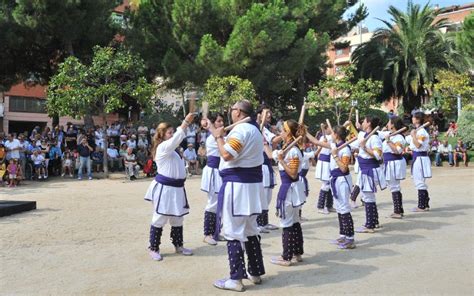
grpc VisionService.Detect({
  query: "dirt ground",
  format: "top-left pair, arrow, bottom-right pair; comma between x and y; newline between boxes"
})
1,166 -> 473,295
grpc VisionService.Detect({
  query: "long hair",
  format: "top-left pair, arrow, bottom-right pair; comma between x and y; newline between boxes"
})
151,122 -> 172,159
390,116 -> 404,131
364,115 -> 381,130
282,119 -> 307,150
333,126 -> 348,143
208,112 -> 224,124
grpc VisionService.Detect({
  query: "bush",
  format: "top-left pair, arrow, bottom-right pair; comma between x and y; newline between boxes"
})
457,105 -> 474,144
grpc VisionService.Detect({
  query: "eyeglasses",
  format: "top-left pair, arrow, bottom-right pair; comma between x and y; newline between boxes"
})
230,107 -> 240,113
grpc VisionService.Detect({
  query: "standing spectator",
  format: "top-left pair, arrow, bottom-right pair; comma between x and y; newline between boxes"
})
65,126 -> 77,151
49,141 -> 62,176
4,134 -> 21,161
124,147 -> 140,180
40,140 -> 51,178
107,143 -> 123,172
18,135 -> 29,179
454,139 -> 468,167
77,138 -> 93,180
127,135 -> 137,150
7,159 -> 18,187
435,140 -> 453,166
197,142 -> 207,169
91,146 -> 104,173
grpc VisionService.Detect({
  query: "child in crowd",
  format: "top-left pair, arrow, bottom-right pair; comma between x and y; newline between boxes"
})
62,150 -> 74,177
31,150 -> 46,180
7,159 -> 18,187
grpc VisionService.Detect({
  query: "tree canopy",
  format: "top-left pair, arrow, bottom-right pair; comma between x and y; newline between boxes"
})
124,0 -> 367,110
352,1 -> 469,112
0,0 -> 121,91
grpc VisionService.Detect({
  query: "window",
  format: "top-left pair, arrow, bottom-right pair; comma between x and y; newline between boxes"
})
9,96 -> 46,113
336,49 -> 344,56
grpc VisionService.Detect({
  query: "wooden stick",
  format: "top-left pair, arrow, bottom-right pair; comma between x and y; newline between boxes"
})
337,137 -> 358,151
320,123 -> 325,136
388,126 -> 407,137
260,109 -> 267,131
355,109 -> 359,125
282,136 -> 303,154
298,104 -> 306,124
224,117 -> 251,131
189,96 -> 196,114
365,126 -> 380,139
415,121 -> 431,131
201,101 -> 209,119
348,107 -> 354,122
325,119 -> 333,134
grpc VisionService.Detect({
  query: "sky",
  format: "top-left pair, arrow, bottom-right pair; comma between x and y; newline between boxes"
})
347,0 -> 473,31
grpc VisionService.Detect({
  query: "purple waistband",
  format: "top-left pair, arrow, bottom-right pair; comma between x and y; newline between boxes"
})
330,168 -> 349,199
383,152 -> 403,162
413,151 -> 428,158
318,154 -> 330,162
299,169 -> 309,197
357,156 -> 380,169
263,152 -> 272,166
214,166 -> 262,239
263,153 -> 275,188
207,156 -> 220,169
299,168 -> 309,177
276,171 -> 298,219
154,173 -> 185,187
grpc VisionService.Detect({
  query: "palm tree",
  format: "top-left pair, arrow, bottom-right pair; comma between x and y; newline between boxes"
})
352,1 -> 469,112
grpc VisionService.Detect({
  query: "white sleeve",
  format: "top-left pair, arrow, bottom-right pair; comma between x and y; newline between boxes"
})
156,127 -> 186,156
223,126 -> 246,159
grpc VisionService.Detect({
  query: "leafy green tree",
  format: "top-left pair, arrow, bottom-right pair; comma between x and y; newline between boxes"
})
47,46 -> 155,177
0,0 -> 121,91
202,76 -> 257,119
352,1 -> 469,112
307,66 -> 382,125
124,0 -> 367,110
432,70 -> 474,114
456,12 -> 474,61
457,104 -> 474,144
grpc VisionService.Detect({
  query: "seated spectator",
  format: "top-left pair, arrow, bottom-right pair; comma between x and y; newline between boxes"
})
119,143 -> 128,158
430,136 -> 440,159
91,146 -> 104,172
62,150 -> 74,177
124,147 -> 140,180
143,151 -> 156,177
136,146 -> 147,168
183,143 -> 198,176
31,149 -> 46,180
454,139 -> 468,167
197,142 -> 207,169
127,135 -> 137,150
447,121 -> 457,137
7,159 -> 18,187
107,143 -> 123,172
435,140 -> 453,167
137,134 -> 148,150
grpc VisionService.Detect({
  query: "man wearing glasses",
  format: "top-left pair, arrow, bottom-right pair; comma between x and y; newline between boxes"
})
208,100 -> 266,292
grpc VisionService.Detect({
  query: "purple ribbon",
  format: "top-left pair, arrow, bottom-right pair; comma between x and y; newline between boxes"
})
299,169 -> 309,196
330,168 -> 349,199
214,166 -> 262,239
263,152 -> 275,188
206,156 -> 220,169
276,170 -> 299,219
357,156 -> 380,192
318,154 -> 330,162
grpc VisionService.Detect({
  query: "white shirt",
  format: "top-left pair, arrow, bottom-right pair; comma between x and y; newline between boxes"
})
32,154 -> 45,165
273,146 -> 302,172
407,128 -> 430,152
5,139 -> 21,159
379,131 -> 406,154
127,139 -> 137,149
183,148 -> 197,160
356,131 -> 383,160
318,135 -> 332,156
438,143 -> 452,154
107,148 -> 119,158
302,151 -> 315,170
220,122 -> 264,170
205,136 -> 220,157
155,127 -> 187,179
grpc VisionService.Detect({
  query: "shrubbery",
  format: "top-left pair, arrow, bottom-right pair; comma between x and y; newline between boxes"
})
457,104 -> 474,144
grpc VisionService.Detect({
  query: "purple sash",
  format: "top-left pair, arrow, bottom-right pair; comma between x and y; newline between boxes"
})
318,154 -> 330,162
383,152 -> 403,163
299,169 -> 309,196
206,155 -> 220,169
411,151 -> 429,175
357,156 -> 380,192
263,152 -> 275,188
276,170 -> 299,219
330,169 -> 350,199
214,166 -> 263,239
153,173 -> 189,214
155,173 -> 185,187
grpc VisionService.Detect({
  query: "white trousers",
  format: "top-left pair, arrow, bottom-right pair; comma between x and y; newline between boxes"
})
151,214 -> 184,228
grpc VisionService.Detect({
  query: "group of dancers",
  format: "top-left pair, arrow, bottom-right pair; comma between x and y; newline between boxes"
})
143,100 -> 432,292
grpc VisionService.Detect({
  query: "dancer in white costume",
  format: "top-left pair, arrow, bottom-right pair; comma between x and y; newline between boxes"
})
201,113 -> 225,245
271,120 -> 306,266
144,113 -> 196,261
315,124 -> 334,214
256,104 -> 280,233
209,100 -> 265,292
353,116 -> 386,233
379,116 -> 407,219
407,112 -> 432,212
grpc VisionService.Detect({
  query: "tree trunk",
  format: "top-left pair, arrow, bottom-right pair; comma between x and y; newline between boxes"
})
102,113 -> 109,178
83,114 -> 95,129
295,71 -> 306,114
